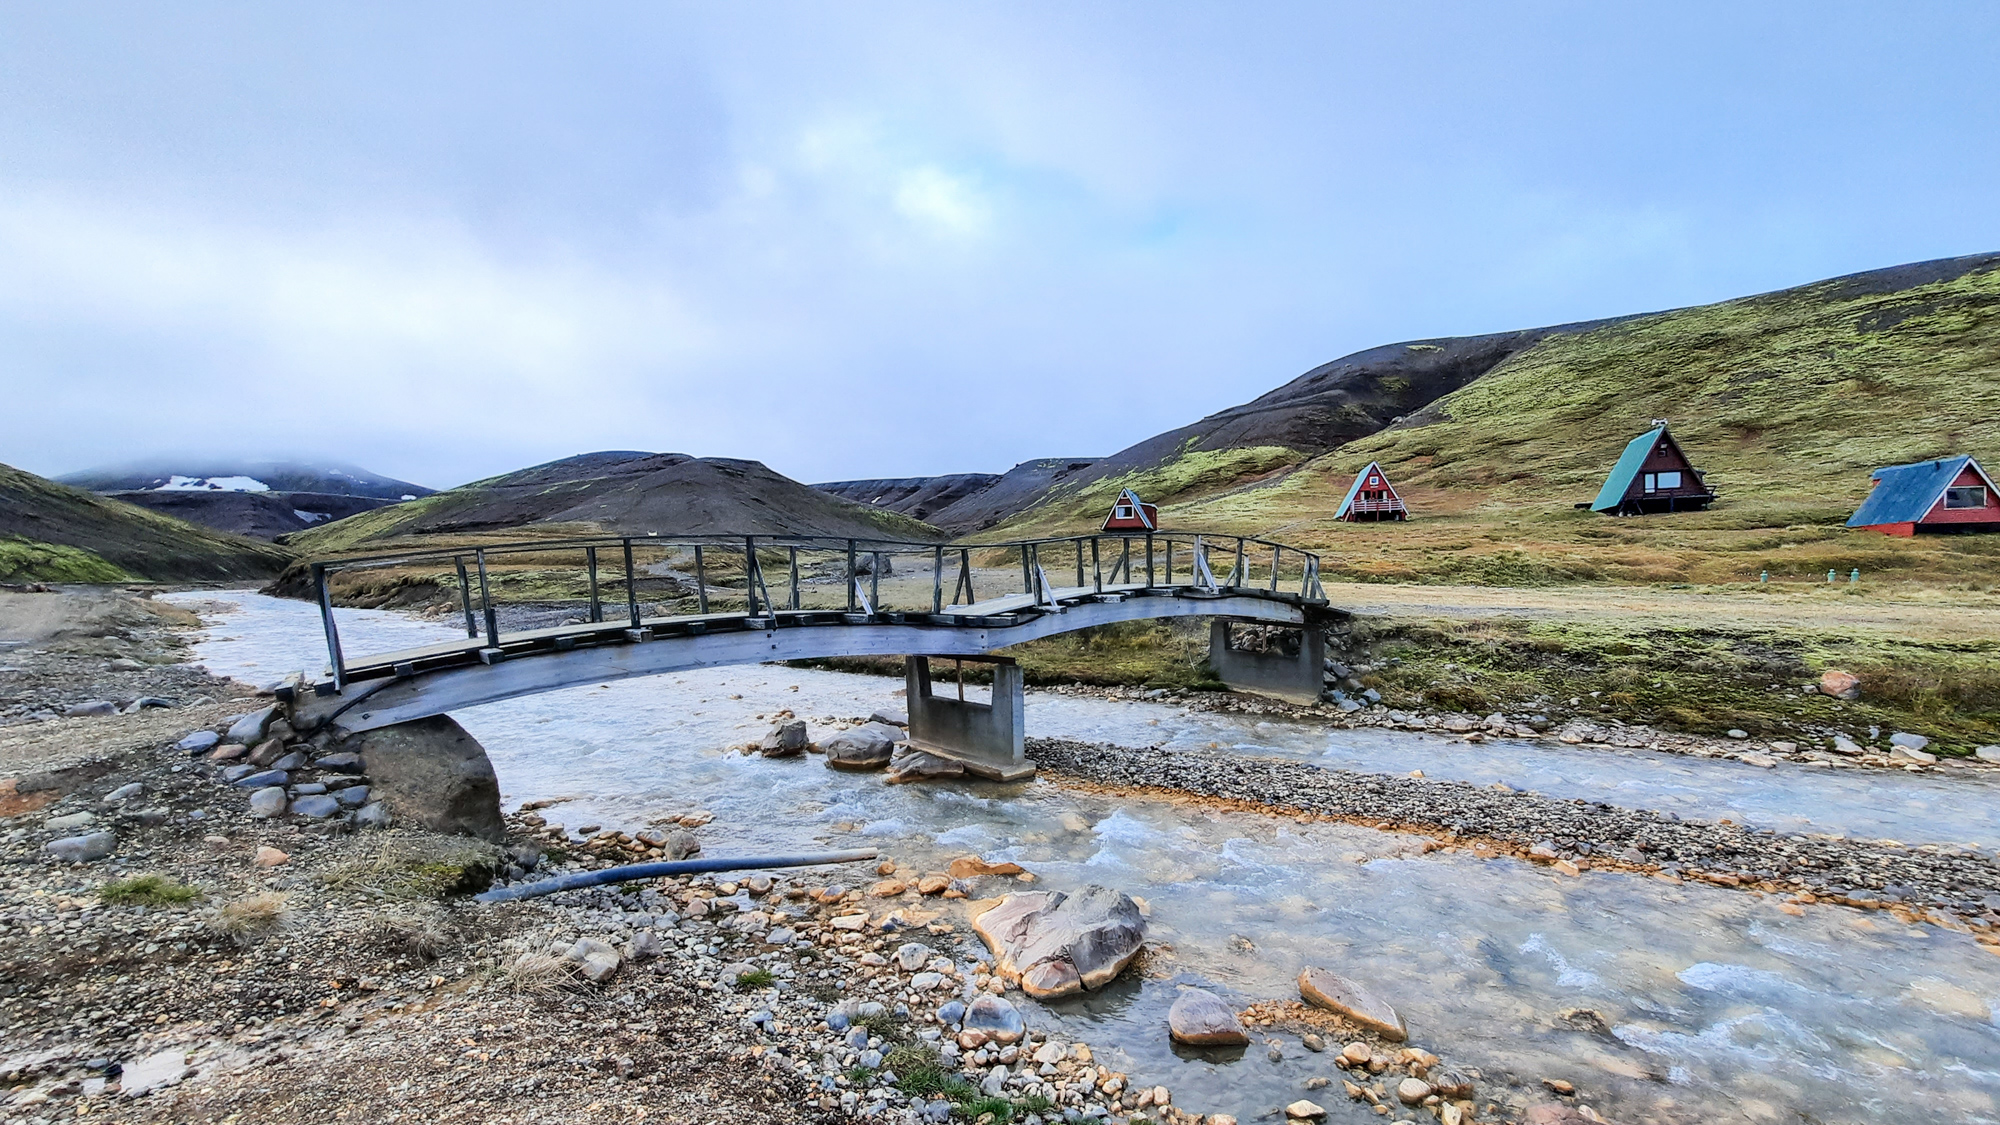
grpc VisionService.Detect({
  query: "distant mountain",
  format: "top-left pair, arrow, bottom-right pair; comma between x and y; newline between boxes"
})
102,490 -> 396,541
288,451 -> 944,552
57,459 -> 434,500
0,462 -> 291,583
813,458 -> 1101,534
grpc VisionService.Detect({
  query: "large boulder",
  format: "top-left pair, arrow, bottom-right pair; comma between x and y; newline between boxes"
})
342,716 -> 504,841
823,724 -> 897,771
970,884 -> 1146,1000
1168,987 -> 1249,1046
886,750 -> 965,784
226,704 -> 279,745
759,719 -> 810,758
1298,967 -> 1406,1042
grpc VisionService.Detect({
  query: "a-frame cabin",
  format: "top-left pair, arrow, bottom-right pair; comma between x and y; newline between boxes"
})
1100,488 -> 1159,532
1584,422 -> 1716,515
1335,461 -> 1408,522
1847,456 -> 2000,536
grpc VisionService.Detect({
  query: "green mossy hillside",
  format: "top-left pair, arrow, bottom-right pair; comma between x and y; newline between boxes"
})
0,462 -> 291,583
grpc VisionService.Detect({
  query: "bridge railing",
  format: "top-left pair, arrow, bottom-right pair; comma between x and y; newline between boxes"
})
309,531 -> 1325,690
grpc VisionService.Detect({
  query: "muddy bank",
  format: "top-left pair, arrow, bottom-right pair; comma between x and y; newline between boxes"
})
1028,737 -> 2000,932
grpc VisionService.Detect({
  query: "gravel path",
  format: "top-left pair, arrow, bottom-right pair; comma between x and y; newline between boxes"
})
1029,737 -> 2000,932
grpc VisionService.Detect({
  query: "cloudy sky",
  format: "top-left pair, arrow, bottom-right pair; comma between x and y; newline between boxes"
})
4,3 -> 1997,490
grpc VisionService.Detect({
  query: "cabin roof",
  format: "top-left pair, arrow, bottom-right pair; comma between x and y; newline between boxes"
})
1335,461 -> 1392,519
1588,427 -> 1668,512
1106,487 -> 1156,530
1846,455 -> 1991,527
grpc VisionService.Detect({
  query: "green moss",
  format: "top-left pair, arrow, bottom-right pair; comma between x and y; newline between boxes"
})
1345,613 -> 2000,746
0,536 -> 132,583
321,837 -> 502,899
99,874 -> 201,906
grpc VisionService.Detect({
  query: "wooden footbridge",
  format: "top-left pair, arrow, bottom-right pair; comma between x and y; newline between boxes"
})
287,532 -> 1337,779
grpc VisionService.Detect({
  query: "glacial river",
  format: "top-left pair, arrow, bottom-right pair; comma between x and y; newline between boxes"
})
165,591 -> 2000,1125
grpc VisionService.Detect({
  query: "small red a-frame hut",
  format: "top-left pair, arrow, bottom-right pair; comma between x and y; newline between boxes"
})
1336,461 -> 1408,522
1100,488 -> 1158,532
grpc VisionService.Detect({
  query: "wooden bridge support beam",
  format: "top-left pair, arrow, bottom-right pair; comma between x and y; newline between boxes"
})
1208,619 -> 1325,705
903,655 -> 1034,782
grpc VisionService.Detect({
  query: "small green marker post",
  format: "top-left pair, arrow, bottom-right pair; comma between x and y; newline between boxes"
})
1850,568 -> 1860,584
1827,569 -> 1837,584
1760,570 -> 1769,584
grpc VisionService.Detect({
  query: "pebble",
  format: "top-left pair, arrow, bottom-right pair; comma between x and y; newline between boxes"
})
103,782 -> 145,803
247,787 -> 288,818
1285,1099 -> 1327,1119
173,730 -> 221,753
232,769 -> 288,790
46,811 -> 97,831
1397,1078 -> 1432,1105
896,942 -> 930,971
290,794 -> 341,819
254,846 -> 289,867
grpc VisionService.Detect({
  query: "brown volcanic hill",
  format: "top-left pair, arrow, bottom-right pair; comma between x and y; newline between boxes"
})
814,457 -> 1101,535
0,462 -> 292,583
289,451 -> 945,552
813,474 -> 1003,526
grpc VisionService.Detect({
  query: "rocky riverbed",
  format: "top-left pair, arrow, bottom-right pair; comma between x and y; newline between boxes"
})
4,586 -> 1552,1125
1028,737 -> 2000,933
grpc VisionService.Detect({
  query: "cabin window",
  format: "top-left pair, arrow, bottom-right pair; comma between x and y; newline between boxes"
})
1114,505 -> 1132,518
1945,486 -> 1988,509
1657,471 -> 1682,489
1642,473 -> 1656,493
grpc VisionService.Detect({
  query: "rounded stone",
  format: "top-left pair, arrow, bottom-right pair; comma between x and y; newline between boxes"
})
247,786 -> 288,818
962,994 -> 1024,1044
1167,987 -> 1248,1047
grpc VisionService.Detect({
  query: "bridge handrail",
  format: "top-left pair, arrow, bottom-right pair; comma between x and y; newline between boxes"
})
308,530 -> 1326,692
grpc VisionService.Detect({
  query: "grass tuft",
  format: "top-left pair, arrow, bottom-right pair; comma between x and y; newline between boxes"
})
499,949 -> 584,997
734,967 -> 776,989
99,874 -> 200,907
208,892 -> 288,946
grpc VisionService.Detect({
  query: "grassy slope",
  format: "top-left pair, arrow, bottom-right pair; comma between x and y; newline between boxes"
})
988,257 -> 2000,587
0,463 -> 292,583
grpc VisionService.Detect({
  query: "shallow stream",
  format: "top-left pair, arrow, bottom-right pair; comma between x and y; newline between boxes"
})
165,591 -> 2000,1124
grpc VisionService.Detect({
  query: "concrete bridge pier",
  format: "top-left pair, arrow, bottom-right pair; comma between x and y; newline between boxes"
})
1209,619 -> 1325,705
903,655 -> 1034,781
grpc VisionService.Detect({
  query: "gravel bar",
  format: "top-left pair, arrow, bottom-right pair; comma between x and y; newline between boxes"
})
1029,736 -> 2000,931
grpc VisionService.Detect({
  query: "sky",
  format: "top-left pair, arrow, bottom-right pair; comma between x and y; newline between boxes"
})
4,2 -> 1999,491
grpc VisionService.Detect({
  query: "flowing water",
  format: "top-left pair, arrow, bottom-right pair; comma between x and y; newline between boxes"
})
164,591 -> 2000,1124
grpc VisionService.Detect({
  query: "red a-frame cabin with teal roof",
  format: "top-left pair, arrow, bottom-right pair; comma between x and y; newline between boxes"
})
1336,462 -> 1408,522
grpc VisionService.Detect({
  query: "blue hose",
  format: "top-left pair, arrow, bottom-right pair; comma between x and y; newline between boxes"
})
474,847 -> 880,903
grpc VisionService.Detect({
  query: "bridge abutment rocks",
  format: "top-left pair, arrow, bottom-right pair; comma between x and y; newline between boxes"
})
336,715 -> 506,841
903,655 -> 1034,781
1208,619 -> 1325,705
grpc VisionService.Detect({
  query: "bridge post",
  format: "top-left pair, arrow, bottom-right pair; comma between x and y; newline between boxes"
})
903,656 -> 1034,781
1209,619 -> 1325,705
